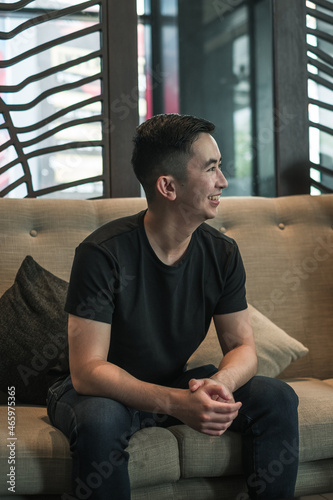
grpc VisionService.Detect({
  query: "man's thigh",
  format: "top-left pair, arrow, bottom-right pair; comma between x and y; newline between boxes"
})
47,375 -> 140,444
230,375 -> 299,432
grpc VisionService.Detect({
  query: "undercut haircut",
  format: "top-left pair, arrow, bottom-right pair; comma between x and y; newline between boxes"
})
131,113 -> 215,203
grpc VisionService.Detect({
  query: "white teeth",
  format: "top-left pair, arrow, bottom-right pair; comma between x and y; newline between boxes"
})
208,195 -> 220,200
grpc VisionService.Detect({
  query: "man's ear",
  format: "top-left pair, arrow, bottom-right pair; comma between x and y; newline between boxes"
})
156,175 -> 177,200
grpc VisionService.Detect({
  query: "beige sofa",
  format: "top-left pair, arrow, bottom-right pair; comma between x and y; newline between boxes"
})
0,194 -> 332,499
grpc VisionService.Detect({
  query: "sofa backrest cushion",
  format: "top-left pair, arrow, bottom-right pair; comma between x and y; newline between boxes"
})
207,194 -> 333,380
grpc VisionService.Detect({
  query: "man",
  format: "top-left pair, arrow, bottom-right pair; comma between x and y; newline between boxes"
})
47,114 -> 299,500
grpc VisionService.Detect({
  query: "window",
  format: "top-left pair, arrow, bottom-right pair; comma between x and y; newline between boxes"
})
306,0 -> 333,195
137,0 -> 276,197
0,0 -> 139,199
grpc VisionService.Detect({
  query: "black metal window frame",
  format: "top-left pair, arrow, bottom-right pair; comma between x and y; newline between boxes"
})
306,0 -> 333,194
0,1 -> 140,199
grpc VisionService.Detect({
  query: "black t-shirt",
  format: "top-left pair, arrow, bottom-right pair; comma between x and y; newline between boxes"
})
65,210 -> 247,385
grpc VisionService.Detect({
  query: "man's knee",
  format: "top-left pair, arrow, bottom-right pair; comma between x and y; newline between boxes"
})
261,377 -> 298,412
237,376 -> 299,419
75,396 -> 137,446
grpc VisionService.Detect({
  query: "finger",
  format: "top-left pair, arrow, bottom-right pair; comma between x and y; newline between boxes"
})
218,386 -> 233,401
206,385 -> 234,402
200,420 -> 234,435
188,378 -> 203,392
209,400 -> 242,415
202,428 -> 228,436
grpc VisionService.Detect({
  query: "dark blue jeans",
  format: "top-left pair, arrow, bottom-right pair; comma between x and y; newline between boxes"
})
47,365 -> 299,500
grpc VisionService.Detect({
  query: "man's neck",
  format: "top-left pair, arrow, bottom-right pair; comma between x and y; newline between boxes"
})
144,207 -> 199,266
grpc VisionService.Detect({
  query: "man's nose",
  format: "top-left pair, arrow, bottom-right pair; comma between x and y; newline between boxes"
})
218,169 -> 228,189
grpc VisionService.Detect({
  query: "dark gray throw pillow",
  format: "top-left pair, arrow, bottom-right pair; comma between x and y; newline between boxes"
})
0,256 -> 69,405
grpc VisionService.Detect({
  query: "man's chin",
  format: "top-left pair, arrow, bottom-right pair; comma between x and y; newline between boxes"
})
205,207 -> 219,220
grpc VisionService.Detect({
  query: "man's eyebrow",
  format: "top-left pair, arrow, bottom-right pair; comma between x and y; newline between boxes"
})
203,157 -> 222,168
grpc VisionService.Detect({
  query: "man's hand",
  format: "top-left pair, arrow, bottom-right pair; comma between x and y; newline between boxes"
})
171,378 -> 241,436
189,377 -> 233,402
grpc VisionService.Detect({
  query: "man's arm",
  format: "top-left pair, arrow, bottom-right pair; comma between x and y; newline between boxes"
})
211,307 -> 258,392
189,308 -> 257,409
68,314 -> 242,436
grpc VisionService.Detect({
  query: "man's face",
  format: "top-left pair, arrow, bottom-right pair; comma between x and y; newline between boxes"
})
176,133 -> 228,223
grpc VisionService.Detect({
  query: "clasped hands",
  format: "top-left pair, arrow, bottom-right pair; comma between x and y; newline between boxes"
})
173,377 -> 242,436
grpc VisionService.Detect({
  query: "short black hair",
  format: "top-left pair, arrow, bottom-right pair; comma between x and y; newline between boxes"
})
131,113 -> 215,202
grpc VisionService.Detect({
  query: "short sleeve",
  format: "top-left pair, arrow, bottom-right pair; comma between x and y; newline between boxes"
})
214,243 -> 247,315
65,242 -> 118,324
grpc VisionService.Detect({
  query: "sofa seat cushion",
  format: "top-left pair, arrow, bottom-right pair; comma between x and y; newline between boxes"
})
128,427 -> 180,488
286,378 -> 333,462
0,406 -> 180,495
169,377 -> 333,480
323,378 -> 333,388
169,425 -> 242,479
0,406 -> 71,495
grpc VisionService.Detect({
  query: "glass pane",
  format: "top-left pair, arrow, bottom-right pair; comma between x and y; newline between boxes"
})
28,147 -> 103,192
0,128 -> 11,146
0,163 -> 24,195
26,0 -> 98,10
137,23 -> 153,122
1,12 -> 100,61
161,0 -> 177,16
3,37 -> 101,91
137,0 -> 151,16
178,1 -> 253,196
137,0 -> 275,196
39,181 -> 103,199
162,25 -> 179,114
0,145 -> 18,185
4,182 -> 28,198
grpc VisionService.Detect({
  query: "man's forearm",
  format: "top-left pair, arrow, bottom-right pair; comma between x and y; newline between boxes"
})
72,359 -> 180,416
211,344 -> 258,393
71,358 -> 244,437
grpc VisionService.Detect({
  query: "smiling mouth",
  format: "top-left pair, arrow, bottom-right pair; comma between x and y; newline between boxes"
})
208,195 -> 221,201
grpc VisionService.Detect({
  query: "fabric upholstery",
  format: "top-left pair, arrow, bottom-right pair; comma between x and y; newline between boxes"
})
206,194 -> 333,380
169,425 -> 242,478
287,379 -> 333,462
294,459 -> 333,496
128,427 -> 180,488
0,406 -> 71,495
187,304 -> 309,378
0,256 -> 69,404
0,198 -> 147,296
171,476 -> 248,500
